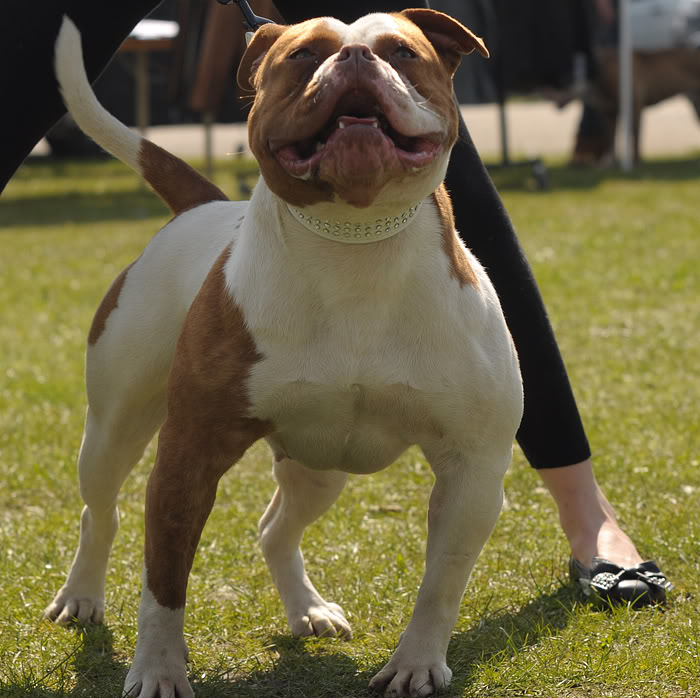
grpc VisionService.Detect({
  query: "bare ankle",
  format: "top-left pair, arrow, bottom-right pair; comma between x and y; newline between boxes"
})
537,459 -> 643,568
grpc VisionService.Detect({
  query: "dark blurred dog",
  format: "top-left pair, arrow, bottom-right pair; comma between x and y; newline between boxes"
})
572,46 -> 700,165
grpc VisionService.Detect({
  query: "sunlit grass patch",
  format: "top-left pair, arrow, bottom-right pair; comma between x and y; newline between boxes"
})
1,156 -> 698,697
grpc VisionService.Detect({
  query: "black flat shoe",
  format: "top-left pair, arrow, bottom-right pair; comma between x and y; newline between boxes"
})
569,556 -> 672,607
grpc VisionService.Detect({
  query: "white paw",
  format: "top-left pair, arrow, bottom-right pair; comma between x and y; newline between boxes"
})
44,587 -> 104,625
369,656 -> 452,697
288,600 -> 352,639
123,656 -> 193,698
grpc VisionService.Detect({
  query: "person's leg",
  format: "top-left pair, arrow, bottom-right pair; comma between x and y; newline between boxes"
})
446,125 -> 591,468
445,118 -> 647,569
538,459 -> 642,568
0,0 -> 159,192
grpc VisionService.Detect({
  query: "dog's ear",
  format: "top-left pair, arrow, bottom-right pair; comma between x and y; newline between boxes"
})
399,8 -> 489,75
237,23 -> 288,90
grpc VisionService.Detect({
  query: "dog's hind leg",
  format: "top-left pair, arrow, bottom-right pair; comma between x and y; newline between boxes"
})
259,457 -> 351,638
45,391 -> 167,625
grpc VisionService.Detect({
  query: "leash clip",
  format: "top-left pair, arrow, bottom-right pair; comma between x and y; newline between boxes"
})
215,0 -> 275,32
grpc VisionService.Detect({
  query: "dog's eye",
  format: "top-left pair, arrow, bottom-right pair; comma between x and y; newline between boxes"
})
288,47 -> 315,60
394,45 -> 417,59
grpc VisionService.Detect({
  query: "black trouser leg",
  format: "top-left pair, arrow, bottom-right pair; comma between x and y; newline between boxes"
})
0,0 -> 160,192
444,121 -> 590,467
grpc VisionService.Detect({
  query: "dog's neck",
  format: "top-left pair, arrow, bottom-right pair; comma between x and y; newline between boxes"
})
286,201 -> 423,244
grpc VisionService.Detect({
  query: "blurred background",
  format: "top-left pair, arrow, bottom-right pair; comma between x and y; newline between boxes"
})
37,0 -> 700,168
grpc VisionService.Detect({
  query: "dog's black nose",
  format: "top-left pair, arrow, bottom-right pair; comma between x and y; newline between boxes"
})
337,44 -> 376,63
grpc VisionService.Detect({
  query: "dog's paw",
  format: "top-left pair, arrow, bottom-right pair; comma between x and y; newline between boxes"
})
369,657 -> 452,697
288,600 -> 352,639
123,656 -> 193,698
44,587 -> 104,625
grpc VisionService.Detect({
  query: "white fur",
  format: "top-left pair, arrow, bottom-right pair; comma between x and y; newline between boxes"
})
47,12 -> 523,698
55,17 -> 142,173
314,16 -> 444,139
322,13 -> 400,45
228,183 -> 521,474
123,571 -> 192,698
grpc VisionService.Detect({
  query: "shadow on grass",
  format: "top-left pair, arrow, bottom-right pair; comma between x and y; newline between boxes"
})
195,583 -> 580,698
0,189 -> 168,229
71,626 -> 127,697
0,625 -> 128,698
193,635 -> 371,698
2,157 -> 257,229
5,154 -> 699,229
446,584 -> 580,696
1,585 -> 579,697
489,156 -> 700,193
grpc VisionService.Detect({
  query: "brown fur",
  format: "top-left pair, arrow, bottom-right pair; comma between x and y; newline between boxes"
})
579,46 -> 700,163
371,25 -> 463,148
241,22 -> 346,208
396,9 -> 488,75
144,246 -> 272,609
433,185 -> 479,289
139,140 -> 229,215
88,262 -> 135,345
238,10 -> 483,209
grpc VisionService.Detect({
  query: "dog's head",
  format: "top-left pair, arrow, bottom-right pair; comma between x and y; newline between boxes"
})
238,10 -> 488,210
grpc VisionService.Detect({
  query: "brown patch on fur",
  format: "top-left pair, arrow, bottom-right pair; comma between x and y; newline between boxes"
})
144,246 -> 272,609
397,9 -> 489,75
237,22 -> 289,91
371,27 -> 461,149
433,185 -> 479,289
88,262 -> 135,345
139,140 -> 229,215
242,21 -> 345,208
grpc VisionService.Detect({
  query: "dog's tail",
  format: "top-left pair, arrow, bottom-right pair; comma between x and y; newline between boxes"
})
54,16 -> 228,214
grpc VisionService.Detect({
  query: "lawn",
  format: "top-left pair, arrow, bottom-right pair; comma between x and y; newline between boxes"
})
1,155 -> 699,698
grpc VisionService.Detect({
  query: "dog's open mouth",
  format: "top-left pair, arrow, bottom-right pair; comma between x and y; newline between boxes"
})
273,89 -> 441,177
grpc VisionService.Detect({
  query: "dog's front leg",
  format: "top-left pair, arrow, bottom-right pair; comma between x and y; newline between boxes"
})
123,418 -> 262,698
369,444 -> 511,697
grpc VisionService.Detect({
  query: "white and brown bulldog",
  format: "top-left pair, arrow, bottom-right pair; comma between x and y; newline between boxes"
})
47,10 -> 522,698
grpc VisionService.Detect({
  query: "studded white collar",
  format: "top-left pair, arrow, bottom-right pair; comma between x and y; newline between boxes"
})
287,202 -> 422,244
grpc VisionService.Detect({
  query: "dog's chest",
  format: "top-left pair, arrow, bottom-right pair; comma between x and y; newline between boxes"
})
246,291 -> 449,472
261,377 -> 442,473
225,195 -> 515,473
244,306 -> 485,473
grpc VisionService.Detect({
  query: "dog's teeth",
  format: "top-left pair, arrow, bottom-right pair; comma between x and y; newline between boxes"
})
338,121 -> 346,129
315,142 -> 325,152
371,121 -> 379,128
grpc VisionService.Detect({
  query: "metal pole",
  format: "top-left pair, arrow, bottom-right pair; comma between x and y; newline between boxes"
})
204,111 -> 214,180
135,52 -> 150,138
619,0 -> 634,170
498,101 -> 510,166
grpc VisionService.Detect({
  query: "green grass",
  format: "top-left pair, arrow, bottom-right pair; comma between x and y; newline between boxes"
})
1,155 -> 699,697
